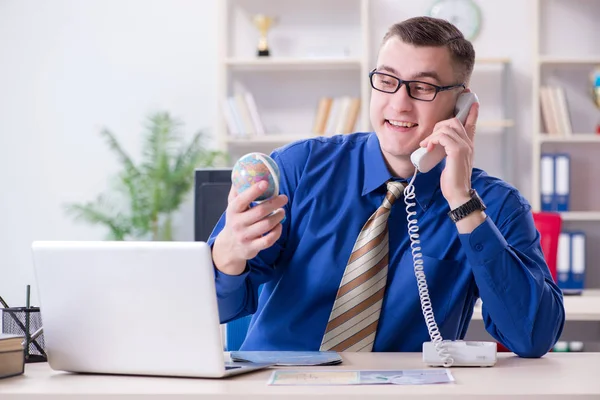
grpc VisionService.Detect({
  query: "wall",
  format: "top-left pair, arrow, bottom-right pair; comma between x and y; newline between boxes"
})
0,0 -> 219,307
0,0 -> 535,308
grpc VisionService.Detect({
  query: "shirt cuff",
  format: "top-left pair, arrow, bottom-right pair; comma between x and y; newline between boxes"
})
458,216 -> 508,266
207,237 -> 251,295
214,263 -> 250,295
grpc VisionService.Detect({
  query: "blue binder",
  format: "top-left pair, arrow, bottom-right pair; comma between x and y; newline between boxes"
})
540,153 -> 555,211
553,153 -> 570,212
557,231 -> 570,291
558,231 -> 586,294
569,231 -> 586,293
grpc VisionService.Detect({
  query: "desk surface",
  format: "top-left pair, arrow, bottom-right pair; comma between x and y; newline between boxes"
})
1,352 -> 598,399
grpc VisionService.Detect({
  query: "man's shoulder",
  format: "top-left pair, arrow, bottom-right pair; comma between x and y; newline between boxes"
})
471,168 -> 531,214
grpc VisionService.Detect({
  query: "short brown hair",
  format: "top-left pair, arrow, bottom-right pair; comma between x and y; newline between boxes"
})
382,16 -> 475,84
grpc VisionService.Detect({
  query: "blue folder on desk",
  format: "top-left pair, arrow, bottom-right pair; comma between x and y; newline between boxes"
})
230,351 -> 343,366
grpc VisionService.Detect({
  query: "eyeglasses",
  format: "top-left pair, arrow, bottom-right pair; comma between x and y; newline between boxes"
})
369,69 -> 465,102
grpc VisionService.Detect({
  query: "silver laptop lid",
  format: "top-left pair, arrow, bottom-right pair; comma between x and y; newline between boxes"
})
31,241 -> 228,377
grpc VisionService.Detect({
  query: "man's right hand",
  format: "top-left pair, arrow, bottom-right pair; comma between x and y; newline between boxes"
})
212,181 -> 288,276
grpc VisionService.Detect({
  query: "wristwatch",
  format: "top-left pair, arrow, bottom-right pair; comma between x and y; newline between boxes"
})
448,189 -> 486,223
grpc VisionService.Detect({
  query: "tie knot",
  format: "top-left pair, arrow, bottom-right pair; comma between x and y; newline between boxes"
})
384,181 -> 405,208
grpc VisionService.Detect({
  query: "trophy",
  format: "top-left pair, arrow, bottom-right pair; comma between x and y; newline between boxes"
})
591,66 -> 600,134
252,14 -> 276,57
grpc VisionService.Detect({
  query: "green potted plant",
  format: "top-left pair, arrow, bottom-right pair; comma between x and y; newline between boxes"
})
65,111 -> 228,241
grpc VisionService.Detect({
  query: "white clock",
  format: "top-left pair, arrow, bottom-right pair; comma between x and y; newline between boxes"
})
428,0 -> 482,41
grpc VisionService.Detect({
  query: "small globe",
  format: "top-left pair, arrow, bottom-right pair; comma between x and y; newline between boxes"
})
231,152 -> 280,202
592,66 -> 600,109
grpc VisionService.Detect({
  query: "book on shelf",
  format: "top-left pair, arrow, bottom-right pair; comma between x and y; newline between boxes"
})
313,96 -> 361,136
222,91 -> 266,138
539,85 -> 572,136
0,333 -> 25,380
312,97 -> 333,135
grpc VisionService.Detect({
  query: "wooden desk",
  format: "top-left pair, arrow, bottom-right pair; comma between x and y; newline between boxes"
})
0,352 -> 598,399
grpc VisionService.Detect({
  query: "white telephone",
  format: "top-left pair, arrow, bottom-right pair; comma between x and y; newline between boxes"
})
410,92 -> 479,173
402,92 -> 497,368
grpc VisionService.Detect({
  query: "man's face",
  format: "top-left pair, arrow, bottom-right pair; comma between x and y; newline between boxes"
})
369,37 -> 462,158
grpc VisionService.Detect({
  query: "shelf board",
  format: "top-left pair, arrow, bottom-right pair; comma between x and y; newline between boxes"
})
538,134 -> 600,143
478,119 -> 515,129
475,57 -> 511,65
560,212 -> 600,222
472,289 -> 600,322
539,56 -> 600,65
225,57 -> 509,70
226,135 -> 314,145
226,121 -> 513,145
225,57 -> 363,70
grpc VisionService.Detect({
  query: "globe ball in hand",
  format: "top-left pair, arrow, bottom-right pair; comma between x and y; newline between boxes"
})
231,152 -> 280,202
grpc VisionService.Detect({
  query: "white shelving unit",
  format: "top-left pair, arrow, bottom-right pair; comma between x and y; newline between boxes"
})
531,0 -> 600,351
469,58 -> 514,182
217,2 -> 516,180
531,0 -> 600,213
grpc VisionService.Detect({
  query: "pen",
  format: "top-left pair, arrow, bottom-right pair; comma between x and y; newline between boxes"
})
0,295 -> 9,309
25,285 -> 30,360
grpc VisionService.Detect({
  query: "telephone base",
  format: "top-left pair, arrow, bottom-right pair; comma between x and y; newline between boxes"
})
422,340 -> 497,367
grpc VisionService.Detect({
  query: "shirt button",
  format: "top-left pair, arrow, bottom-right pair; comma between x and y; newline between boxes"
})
474,243 -> 483,252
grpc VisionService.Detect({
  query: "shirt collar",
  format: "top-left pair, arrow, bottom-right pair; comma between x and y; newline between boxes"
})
362,133 -> 444,212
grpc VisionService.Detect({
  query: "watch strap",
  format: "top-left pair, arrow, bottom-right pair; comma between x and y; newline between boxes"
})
447,189 -> 486,223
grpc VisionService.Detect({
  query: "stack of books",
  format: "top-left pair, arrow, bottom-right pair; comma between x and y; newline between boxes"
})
0,334 -> 25,379
539,85 -> 572,136
312,96 -> 361,136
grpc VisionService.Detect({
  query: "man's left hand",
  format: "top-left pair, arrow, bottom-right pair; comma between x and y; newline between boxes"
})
419,101 -> 479,210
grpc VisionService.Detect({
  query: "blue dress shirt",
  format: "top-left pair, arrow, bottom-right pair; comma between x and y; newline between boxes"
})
208,132 -> 565,357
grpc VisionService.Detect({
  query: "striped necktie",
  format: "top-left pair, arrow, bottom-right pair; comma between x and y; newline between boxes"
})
320,181 -> 404,352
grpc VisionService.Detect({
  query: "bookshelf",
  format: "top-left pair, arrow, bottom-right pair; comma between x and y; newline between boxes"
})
217,0 -> 371,161
217,2 -> 516,181
531,0 -> 600,351
469,58 -> 514,182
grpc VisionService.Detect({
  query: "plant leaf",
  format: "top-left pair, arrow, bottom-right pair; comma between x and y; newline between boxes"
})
64,195 -> 131,240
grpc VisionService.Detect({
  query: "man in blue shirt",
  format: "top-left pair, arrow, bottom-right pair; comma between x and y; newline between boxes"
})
208,16 -> 565,357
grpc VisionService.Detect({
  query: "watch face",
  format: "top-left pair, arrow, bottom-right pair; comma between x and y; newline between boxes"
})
429,0 -> 482,41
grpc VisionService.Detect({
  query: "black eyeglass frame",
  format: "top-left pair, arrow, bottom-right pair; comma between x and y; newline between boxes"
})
368,68 -> 466,102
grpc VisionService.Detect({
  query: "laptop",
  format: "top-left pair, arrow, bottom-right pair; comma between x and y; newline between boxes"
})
31,240 -> 272,378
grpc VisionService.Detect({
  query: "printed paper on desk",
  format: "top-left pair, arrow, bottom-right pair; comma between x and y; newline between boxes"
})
268,369 -> 455,386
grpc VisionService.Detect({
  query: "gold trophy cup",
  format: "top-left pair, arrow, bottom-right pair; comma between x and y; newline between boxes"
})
252,14 -> 276,57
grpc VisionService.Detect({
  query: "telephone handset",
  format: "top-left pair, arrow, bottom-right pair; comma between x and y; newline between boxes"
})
410,92 -> 479,173
402,92 -> 497,368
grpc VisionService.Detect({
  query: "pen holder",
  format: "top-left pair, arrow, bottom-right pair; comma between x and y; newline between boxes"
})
2,307 -> 47,363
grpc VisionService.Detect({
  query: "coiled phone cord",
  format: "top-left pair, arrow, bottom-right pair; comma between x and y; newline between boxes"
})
403,168 -> 454,368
